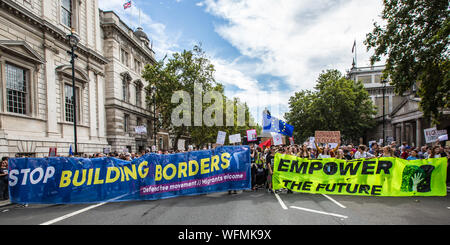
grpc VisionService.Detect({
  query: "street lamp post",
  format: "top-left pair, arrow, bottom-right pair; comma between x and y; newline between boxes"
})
382,79 -> 387,147
67,29 -> 80,155
151,85 -> 157,151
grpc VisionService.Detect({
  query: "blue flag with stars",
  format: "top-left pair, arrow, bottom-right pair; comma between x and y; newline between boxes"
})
262,112 -> 294,137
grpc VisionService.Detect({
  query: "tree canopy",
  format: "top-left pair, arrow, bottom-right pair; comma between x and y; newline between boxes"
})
285,70 -> 377,144
142,45 -> 258,148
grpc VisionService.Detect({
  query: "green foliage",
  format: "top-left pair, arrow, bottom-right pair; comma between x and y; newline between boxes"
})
142,45 -> 257,148
365,0 -> 449,122
285,70 -> 377,144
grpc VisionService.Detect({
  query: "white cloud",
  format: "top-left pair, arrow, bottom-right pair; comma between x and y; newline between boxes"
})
210,56 -> 289,121
98,0 -> 181,59
198,0 -> 384,119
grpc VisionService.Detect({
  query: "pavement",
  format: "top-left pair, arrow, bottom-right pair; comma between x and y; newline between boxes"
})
0,200 -> 11,207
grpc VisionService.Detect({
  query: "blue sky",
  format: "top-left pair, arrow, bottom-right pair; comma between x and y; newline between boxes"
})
99,0 -> 384,123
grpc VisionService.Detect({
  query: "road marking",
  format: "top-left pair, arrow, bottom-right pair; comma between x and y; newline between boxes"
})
40,193 -> 128,225
40,202 -> 107,225
290,206 -> 348,219
274,193 -> 288,210
322,194 -> 346,209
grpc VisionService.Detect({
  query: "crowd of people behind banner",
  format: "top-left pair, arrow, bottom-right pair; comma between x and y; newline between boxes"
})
1,141 -> 449,201
249,141 -> 450,193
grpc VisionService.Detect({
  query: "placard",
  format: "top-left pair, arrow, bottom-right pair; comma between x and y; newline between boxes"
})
273,133 -> 283,146
177,139 -> 185,151
424,127 -> 438,143
289,137 -> 294,146
246,129 -> 257,142
216,131 -> 226,145
229,134 -> 241,144
314,131 -> 341,143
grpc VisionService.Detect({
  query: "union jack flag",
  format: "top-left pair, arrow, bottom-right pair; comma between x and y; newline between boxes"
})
123,0 -> 131,9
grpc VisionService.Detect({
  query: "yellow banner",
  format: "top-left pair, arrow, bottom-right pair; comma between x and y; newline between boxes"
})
273,153 -> 447,196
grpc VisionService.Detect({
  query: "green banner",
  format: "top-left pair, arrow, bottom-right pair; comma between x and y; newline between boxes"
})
273,153 -> 447,196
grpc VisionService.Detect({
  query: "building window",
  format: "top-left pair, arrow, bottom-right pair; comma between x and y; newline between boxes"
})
61,0 -> 72,27
122,79 -> 129,102
6,63 -> 27,115
134,59 -> 141,74
136,85 -> 142,107
64,84 -> 79,122
124,114 -> 129,133
121,49 -> 129,67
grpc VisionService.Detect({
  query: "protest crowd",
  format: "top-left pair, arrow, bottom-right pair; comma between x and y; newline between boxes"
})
249,140 -> 450,193
1,140 -> 449,201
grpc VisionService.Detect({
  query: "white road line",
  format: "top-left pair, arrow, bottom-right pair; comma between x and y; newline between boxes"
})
274,193 -> 288,210
322,194 -> 346,209
290,206 -> 348,219
40,202 -> 108,225
40,193 -> 129,225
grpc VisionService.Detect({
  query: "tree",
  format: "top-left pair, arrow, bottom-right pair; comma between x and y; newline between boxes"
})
142,45 -> 257,148
285,70 -> 377,143
364,0 -> 449,122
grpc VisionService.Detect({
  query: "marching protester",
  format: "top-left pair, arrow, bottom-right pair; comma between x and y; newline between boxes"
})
353,145 -> 374,159
380,146 -> 394,157
0,157 -> 8,200
406,149 -> 419,160
265,146 -> 276,194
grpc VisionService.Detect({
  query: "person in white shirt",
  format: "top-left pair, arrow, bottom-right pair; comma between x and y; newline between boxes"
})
354,145 -> 374,159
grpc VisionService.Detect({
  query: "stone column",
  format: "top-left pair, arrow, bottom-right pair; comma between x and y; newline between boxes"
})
88,70 -> 97,139
416,118 -> 422,147
401,122 -> 406,143
44,45 -> 59,137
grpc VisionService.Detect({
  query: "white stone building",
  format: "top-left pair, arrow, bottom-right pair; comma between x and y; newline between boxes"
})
0,0 -> 109,157
100,10 -> 161,153
0,0 -> 178,157
348,65 -> 450,147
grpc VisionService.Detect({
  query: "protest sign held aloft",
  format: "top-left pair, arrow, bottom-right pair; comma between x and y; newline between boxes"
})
314,131 -> 341,143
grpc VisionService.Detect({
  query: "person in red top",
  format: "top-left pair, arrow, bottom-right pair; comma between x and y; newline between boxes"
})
401,146 -> 411,159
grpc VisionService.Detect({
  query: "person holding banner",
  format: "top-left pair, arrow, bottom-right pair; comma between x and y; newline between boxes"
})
299,144 -> 311,159
429,146 -> 442,159
354,145 -> 374,159
0,157 -> 8,200
380,146 -> 394,157
265,147 -> 276,193
315,141 -> 340,158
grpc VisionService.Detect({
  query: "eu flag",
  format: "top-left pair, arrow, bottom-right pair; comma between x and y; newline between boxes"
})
262,112 -> 294,137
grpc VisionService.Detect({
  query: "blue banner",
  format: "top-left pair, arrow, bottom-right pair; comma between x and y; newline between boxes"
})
8,146 -> 251,204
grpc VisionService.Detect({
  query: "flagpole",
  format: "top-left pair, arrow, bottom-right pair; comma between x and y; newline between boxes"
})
354,40 -> 357,67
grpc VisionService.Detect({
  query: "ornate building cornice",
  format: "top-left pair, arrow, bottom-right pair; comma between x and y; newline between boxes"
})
0,0 -> 109,65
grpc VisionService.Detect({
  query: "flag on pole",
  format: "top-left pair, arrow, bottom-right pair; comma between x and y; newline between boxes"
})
262,111 -> 294,137
123,0 -> 132,9
259,139 -> 271,149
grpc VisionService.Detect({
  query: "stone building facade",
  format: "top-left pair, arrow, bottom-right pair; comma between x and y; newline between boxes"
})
348,65 -> 450,147
0,0 -> 109,157
101,10 -> 157,153
0,0 -> 178,157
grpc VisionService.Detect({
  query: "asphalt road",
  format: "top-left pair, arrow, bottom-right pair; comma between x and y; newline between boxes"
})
1,189 -> 449,225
